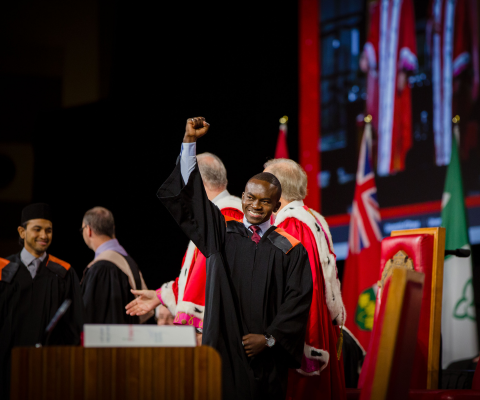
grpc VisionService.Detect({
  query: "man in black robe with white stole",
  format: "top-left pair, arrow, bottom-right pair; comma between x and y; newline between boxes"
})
0,203 -> 83,398
157,118 -> 313,399
80,206 -> 153,324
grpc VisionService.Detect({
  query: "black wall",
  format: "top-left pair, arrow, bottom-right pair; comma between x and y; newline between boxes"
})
31,1 -> 300,288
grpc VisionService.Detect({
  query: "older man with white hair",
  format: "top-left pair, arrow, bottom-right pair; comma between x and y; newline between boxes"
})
263,158 -> 346,400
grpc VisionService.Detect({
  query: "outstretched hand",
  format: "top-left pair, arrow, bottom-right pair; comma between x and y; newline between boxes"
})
183,117 -> 210,143
125,289 -> 161,316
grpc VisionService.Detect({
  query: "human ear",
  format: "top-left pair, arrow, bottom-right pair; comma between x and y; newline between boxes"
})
17,226 -> 26,239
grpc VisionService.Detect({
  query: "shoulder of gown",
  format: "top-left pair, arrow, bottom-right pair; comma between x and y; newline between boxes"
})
225,218 -> 248,235
83,260 -> 129,287
0,257 -> 20,283
267,227 -> 302,254
46,255 -> 71,278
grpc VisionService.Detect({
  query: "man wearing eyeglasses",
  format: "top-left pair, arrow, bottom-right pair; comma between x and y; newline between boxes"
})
80,206 -> 153,324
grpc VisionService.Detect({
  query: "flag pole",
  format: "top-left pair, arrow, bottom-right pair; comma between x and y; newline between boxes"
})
452,114 -> 460,145
275,116 -> 289,159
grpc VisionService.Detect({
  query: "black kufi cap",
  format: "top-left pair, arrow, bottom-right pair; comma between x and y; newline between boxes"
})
21,203 -> 53,224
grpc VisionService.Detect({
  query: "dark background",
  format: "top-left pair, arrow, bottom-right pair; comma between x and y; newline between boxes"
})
0,1 -> 301,288
1,0 -> 479,301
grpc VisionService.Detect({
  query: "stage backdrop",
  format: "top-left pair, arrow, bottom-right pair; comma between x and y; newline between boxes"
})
298,0 -> 480,364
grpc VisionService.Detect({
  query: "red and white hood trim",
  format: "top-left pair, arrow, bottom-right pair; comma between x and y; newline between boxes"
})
166,192 -> 243,316
158,280 -> 177,316
275,201 -> 346,325
177,193 -> 243,303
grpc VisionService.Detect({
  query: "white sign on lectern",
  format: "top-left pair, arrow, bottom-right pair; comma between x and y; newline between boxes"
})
83,324 -> 196,348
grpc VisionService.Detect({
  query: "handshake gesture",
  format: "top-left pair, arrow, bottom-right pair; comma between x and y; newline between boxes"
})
183,117 -> 210,143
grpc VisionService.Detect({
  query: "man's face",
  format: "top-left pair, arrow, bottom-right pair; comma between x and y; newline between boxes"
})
157,305 -> 175,326
242,179 -> 281,225
18,219 -> 52,257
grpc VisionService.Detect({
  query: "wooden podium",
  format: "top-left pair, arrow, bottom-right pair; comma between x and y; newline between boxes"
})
10,346 -> 221,400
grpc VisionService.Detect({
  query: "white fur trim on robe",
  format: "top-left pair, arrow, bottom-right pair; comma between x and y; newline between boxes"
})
297,344 -> 330,376
275,203 -> 346,326
176,301 -> 205,320
159,281 -> 177,316
177,241 -> 197,305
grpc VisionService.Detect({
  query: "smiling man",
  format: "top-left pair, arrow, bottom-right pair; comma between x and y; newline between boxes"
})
127,118 -> 313,400
0,203 -> 83,397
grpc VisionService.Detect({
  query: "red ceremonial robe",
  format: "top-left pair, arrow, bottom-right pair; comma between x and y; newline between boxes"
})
363,0 -> 417,176
427,0 -> 479,165
156,192 -> 243,328
275,201 -> 346,400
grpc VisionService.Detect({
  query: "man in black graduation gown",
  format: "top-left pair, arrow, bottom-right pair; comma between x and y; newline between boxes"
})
80,206 -> 153,324
127,117 -> 313,399
0,203 -> 83,397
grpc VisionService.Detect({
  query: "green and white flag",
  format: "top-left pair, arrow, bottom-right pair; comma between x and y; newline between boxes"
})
441,129 -> 478,368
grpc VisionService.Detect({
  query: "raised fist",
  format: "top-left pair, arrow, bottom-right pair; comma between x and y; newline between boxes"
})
184,117 -> 210,143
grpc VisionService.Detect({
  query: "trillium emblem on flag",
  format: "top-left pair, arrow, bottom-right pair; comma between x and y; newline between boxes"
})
355,286 -> 376,331
453,278 -> 476,321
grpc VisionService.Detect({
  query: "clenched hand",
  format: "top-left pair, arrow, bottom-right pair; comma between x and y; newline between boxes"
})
183,117 -> 210,143
242,334 -> 267,357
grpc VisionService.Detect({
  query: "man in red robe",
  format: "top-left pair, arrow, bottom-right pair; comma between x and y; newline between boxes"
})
264,159 -> 346,400
360,0 -> 417,176
135,152 -> 243,343
427,0 -> 479,164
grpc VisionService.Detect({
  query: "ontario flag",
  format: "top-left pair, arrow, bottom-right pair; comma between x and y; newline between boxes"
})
342,120 -> 382,350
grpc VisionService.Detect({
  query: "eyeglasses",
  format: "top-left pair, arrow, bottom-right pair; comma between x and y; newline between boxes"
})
79,225 -> 88,234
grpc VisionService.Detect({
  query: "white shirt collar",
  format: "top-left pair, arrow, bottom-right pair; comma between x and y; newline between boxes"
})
243,216 -> 271,238
20,247 -> 47,266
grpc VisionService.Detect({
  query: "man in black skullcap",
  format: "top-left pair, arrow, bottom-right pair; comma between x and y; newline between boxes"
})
0,203 -> 83,397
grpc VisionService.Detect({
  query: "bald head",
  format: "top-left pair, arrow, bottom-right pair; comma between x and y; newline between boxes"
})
83,206 -> 115,238
197,152 -> 228,192
263,159 -> 307,202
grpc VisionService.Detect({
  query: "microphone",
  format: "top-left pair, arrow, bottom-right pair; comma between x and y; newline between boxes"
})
445,249 -> 471,258
36,299 -> 72,347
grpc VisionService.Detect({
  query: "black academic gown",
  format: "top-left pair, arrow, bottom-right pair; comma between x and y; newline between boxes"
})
158,162 -> 313,400
81,256 -> 141,324
0,253 -> 83,397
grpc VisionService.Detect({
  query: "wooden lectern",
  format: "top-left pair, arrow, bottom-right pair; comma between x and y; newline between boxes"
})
10,346 -> 221,400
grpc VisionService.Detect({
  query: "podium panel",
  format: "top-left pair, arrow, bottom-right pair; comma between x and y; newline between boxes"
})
10,346 -> 221,400
390,227 -> 446,389
360,269 -> 425,400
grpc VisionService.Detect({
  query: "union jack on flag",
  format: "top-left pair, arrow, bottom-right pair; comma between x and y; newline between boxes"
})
348,122 -> 382,254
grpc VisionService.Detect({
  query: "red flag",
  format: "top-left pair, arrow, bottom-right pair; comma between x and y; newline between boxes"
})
275,119 -> 289,159
342,121 -> 382,350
